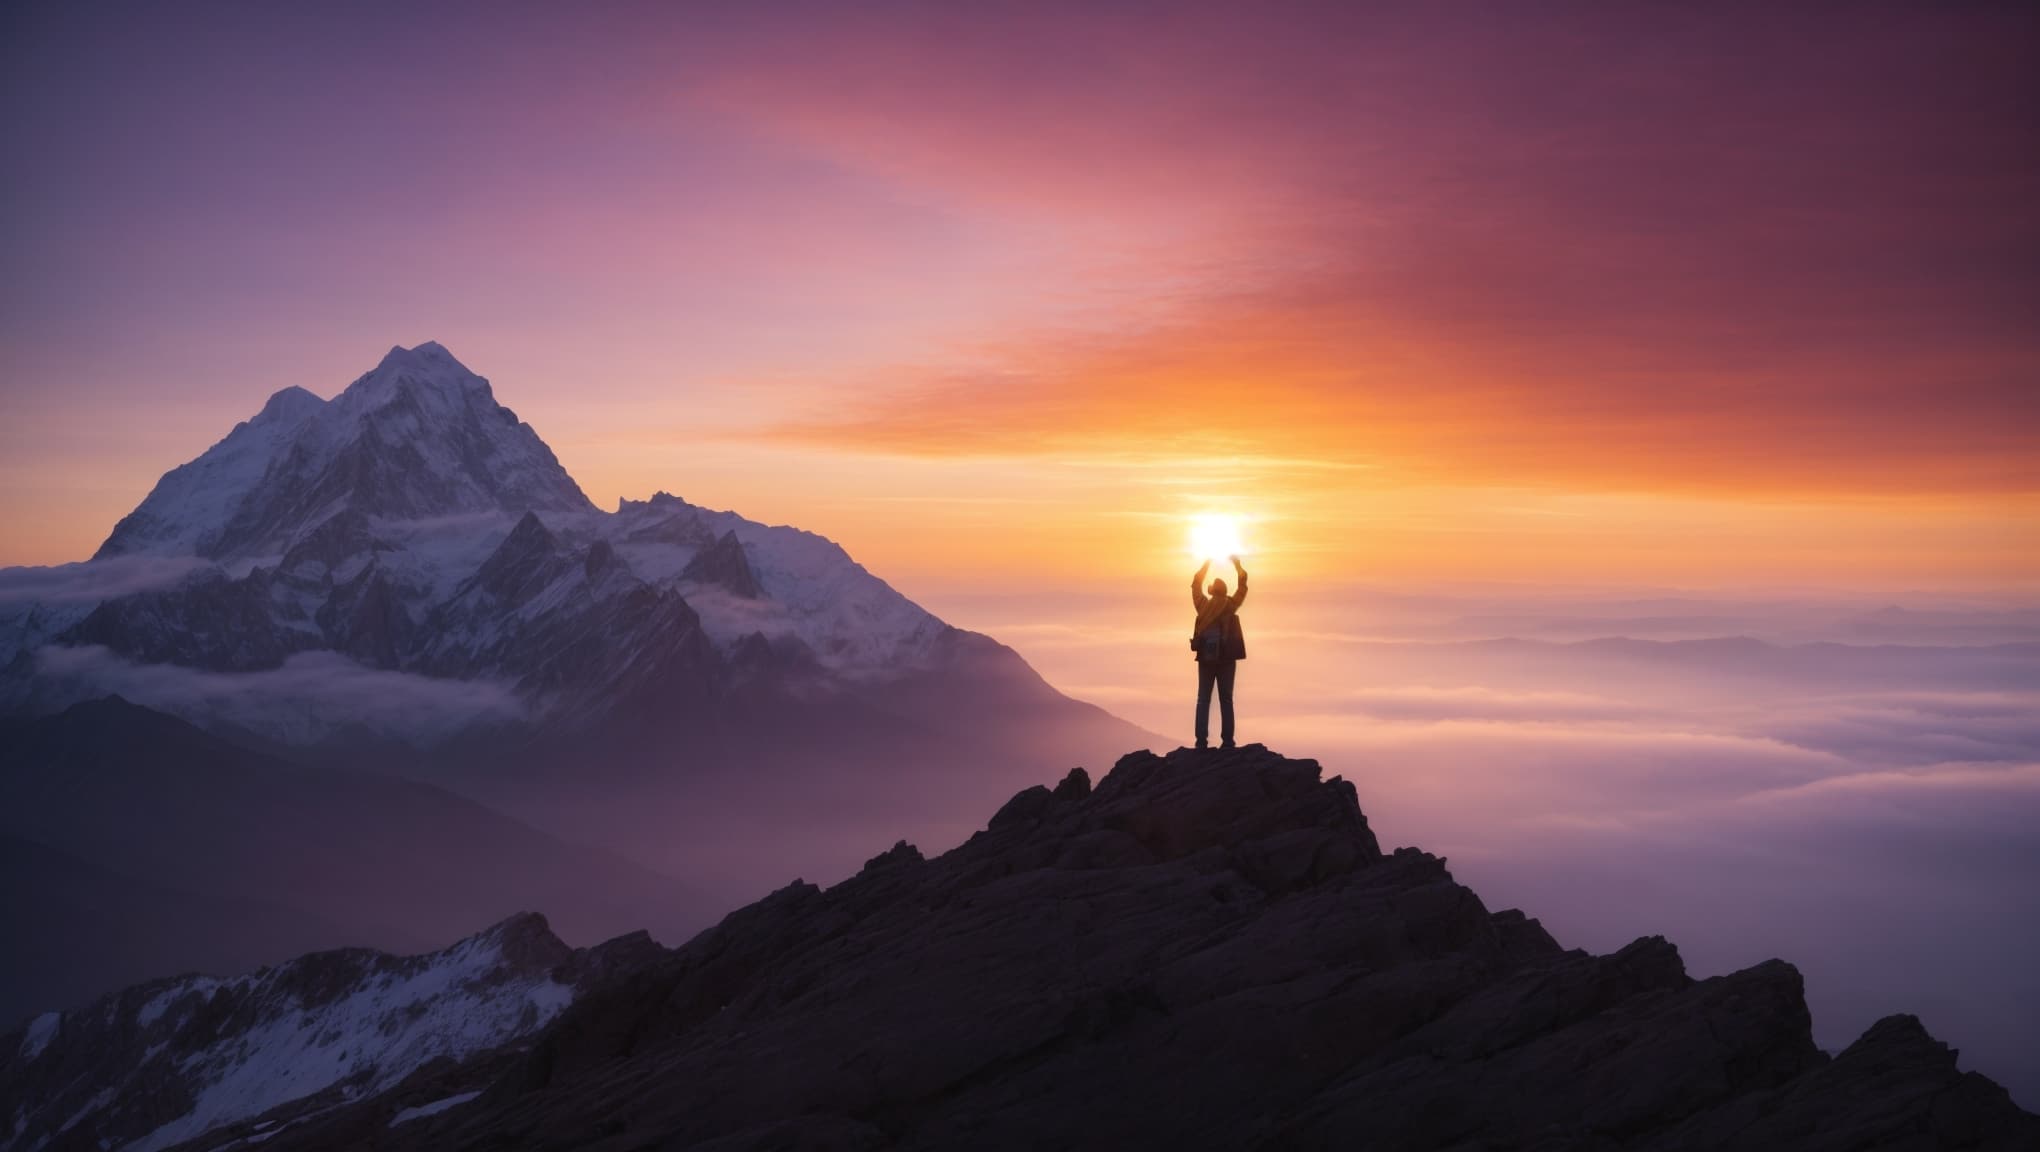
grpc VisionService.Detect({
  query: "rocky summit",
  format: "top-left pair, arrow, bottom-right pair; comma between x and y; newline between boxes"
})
6,746 -> 2034,1151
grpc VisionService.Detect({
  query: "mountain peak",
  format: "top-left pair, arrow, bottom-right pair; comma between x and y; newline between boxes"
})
376,340 -> 469,374
255,385 -> 327,425
345,340 -> 488,409
98,342 -> 594,562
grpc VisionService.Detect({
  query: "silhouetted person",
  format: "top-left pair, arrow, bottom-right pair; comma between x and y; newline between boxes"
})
1190,555 -> 1247,749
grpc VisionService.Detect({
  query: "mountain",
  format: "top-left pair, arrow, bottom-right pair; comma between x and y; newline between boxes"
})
7,746 -> 2031,1151
94,342 -> 593,563
3,342 -> 1141,752
0,698 -> 714,1032
0,342 -> 1152,1031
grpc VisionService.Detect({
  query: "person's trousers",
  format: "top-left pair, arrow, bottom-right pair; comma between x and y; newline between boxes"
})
1196,658 -> 1237,746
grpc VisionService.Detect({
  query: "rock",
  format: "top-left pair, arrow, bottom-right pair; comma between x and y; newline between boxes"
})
13,745 -> 2033,1151
61,566 -> 317,671
1052,765 -> 1092,801
681,529 -> 764,599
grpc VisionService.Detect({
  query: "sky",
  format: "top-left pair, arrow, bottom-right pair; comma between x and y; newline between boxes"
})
2,0 -> 2036,593
3,0 -> 2039,1103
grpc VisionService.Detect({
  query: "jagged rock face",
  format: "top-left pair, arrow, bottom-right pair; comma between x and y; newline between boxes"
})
680,530 -> 762,599
63,567 -> 319,672
315,561 -> 413,669
23,747 -> 2022,1152
411,511 -> 728,722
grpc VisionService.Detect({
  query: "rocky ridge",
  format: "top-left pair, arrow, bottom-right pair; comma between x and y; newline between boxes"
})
8,745 -> 2030,1151
0,914 -> 661,1152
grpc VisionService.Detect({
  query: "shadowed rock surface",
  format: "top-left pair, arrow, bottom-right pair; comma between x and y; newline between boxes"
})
6,746 -> 2032,1151
680,530 -> 764,599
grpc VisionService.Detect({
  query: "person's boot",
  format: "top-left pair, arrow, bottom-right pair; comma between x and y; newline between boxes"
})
1195,739 -> 1208,750
1220,739 -> 1236,750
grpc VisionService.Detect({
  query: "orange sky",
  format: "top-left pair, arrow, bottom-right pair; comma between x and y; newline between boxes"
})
2,2 -> 2035,595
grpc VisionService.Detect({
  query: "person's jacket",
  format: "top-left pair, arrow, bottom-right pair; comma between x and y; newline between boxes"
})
1190,564 -> 1248,662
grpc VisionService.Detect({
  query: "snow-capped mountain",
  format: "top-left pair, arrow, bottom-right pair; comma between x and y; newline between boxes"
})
1,339 -> 1148,914
0,912 -> 648,1152
1,342 -> 1023,741
0,342 -> 1150,1051
95,343 -> 592,563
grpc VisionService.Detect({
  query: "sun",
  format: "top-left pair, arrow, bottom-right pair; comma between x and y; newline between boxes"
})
1188,515 -> 1245,565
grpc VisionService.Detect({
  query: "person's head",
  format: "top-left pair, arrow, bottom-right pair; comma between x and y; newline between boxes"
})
1209,577 -> 1228,597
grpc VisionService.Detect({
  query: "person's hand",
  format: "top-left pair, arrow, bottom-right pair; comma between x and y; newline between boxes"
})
1229,554 -> 1243,568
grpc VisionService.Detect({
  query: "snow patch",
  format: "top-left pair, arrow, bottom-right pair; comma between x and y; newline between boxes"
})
17,1012 -> 59,1061
136,978 -> 221,1030
603,500 -> 945,675
388,1090 -> 481,1126
128,931 -> 573,1152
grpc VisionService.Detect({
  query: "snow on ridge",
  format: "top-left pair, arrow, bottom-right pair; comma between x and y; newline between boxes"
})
388,1090 -> 481,1127
94,384 -> 327,560
16,1013 -> 58,1062
124,924 -> 573,1152
135,977 -> 223,1030
599,497 -> 946,675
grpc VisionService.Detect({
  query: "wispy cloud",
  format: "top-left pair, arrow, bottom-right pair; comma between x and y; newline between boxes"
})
0,556 -> 212,605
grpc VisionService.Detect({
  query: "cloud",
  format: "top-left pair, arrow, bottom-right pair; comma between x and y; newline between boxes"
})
1333,685 -> 1649,725
1289,716 -> 1848,823
1758,693 -> 2040,768
25,645 -> 524,745
0,556 -> 213,606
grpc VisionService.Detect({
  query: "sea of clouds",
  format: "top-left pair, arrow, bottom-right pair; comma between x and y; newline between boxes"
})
950,584 -> 2040,1107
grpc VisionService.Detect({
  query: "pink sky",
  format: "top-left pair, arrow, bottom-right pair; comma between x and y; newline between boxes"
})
2,1 -> 2035,592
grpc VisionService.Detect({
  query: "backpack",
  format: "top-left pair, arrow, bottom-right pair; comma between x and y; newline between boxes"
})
1195,625 -> 1226,658
1191,602 -> 1243,660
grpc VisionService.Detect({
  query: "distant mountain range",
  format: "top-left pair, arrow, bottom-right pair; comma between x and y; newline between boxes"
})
0,342 -> 1152,1030
7,746 -> 2032,1151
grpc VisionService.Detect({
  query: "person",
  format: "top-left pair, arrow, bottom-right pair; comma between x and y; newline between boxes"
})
1190,554 -> 1248,749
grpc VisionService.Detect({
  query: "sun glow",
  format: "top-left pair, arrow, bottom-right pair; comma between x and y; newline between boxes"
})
1189,515 -> 1246,565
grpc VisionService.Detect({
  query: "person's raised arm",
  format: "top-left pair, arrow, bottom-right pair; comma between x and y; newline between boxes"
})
1192,560 -> 1211,609
1230,555 -> 1248,608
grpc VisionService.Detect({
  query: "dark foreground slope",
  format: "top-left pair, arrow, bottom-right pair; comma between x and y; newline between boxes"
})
8,746 -> 2034,1151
